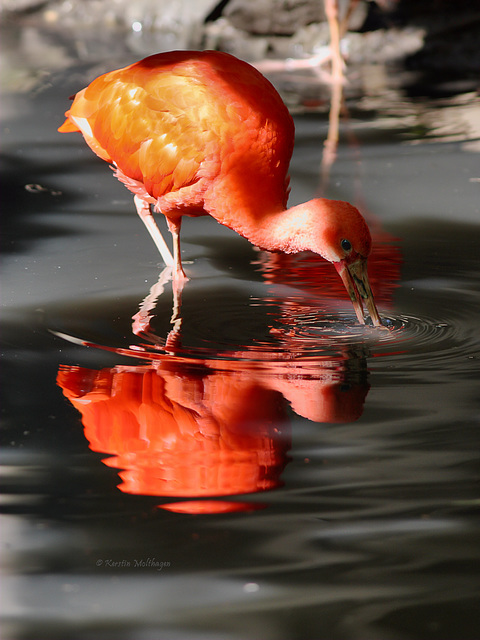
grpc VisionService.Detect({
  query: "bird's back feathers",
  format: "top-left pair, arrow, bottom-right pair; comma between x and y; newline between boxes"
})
59,51 -> 294,222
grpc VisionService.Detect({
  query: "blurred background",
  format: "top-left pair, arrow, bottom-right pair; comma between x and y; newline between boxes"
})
2,0 -> 479,98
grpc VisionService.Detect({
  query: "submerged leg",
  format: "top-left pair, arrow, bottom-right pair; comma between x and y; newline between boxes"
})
134,195 -> 174,267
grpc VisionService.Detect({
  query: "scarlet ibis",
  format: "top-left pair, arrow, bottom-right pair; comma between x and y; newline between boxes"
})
59,50 -> 381,326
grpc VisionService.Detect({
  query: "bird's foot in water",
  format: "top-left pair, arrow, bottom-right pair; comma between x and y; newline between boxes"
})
173,268 -> 188,291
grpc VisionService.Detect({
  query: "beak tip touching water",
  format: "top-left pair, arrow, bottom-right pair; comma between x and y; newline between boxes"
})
335,258 -> 383,328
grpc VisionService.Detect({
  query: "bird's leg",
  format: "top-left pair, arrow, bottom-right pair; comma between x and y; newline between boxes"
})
161,217 -> 187,342
166,217 -> 188,288
134,195 -> 174,267
167,217 -> 186,329
165,226 -> 184,351
324,0 -> 345,83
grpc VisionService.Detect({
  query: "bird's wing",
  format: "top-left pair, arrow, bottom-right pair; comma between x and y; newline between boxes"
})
59,52 -> 295,214
59,65 -> 220,201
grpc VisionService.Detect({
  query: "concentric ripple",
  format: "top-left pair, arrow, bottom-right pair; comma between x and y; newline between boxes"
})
46,277 -> 479,370
368,312 -> 479,373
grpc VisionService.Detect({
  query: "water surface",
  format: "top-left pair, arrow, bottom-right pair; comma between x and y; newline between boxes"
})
1,34 -> 480,640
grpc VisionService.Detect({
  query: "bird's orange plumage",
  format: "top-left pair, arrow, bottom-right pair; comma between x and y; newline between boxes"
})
59,50 -> 382,326
60,51 -> 293,229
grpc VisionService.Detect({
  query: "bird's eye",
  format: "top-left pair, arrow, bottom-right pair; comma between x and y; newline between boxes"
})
341,238 -> 352,252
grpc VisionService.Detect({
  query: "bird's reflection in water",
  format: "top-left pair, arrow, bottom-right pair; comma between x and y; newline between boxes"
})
56,210 -> 399,515
57,347 -> 369,515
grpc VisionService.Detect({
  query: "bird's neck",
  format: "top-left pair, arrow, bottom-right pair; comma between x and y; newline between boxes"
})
225,202 -> 318,256
203,174 -> 326,256
203,167 -> 316,255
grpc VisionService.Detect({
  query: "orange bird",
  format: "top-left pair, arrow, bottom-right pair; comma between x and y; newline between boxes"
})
59,50 -> 381,326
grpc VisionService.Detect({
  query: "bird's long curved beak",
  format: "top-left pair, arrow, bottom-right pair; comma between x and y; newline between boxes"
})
335,258 -> 382,327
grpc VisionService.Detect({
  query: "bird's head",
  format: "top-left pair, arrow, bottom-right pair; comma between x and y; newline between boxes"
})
302,198 -> 382,327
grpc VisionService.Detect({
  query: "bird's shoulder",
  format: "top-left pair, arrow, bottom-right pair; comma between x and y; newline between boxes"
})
65,51 -> 294,200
